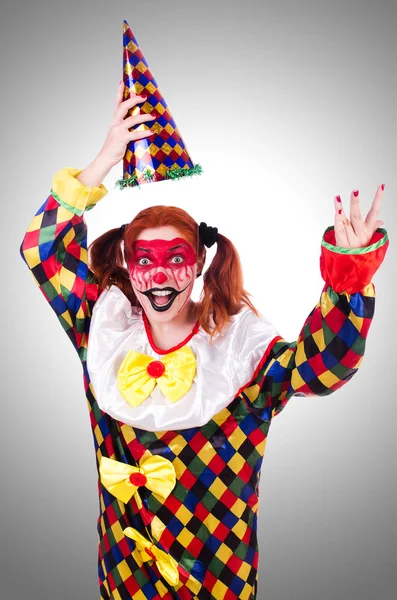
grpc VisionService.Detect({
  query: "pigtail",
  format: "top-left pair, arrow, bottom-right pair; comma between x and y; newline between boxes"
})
88,227 -> 138,306
197,233 -> 258,341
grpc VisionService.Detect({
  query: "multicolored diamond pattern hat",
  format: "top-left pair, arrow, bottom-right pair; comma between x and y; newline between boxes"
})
116,20 -> 202,190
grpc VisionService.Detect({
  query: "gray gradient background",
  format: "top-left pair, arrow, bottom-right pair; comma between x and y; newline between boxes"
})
3,0 -> 397,598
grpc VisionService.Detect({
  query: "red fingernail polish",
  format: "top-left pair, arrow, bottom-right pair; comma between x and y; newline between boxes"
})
336,195 -> 341,202
353,190 -> 359,197
381,184 -> 385,191
338,209 -> 342,214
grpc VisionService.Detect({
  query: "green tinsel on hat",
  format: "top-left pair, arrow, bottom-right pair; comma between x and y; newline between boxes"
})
115,164 -> 203,191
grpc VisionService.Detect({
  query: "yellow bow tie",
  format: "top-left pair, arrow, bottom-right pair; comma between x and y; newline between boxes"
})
99,456 -> 176,504
123,526 -> 179,586
117,346 -> 196,407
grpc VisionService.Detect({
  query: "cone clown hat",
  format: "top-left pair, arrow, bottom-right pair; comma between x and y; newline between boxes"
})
116,20 -> 202,190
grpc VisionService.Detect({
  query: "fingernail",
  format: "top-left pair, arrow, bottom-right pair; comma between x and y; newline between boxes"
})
336,195 -> 341,202
381,183 -> 385,191
353,190 -> 359,197
338,209 -> 342,214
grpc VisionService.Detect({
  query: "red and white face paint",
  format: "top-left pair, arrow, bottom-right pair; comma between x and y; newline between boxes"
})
127,226 -> 197,323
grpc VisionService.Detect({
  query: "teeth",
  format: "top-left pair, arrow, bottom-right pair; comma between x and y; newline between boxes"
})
152,290 -> 173,296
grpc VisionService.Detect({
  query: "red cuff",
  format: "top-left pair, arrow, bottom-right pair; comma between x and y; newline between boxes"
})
320,226 -> 389,294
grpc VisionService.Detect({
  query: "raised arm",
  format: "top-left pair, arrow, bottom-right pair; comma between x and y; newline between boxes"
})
19,163 -> 109,361
240,223 -> 389,420
19,81 -> 156,362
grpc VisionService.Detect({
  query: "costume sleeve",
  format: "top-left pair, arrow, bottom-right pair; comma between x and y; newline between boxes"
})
19,167 -> 108,362
241,226 -> 389,420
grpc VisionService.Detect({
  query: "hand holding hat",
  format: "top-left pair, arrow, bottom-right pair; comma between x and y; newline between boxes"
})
97,82 -> 156,168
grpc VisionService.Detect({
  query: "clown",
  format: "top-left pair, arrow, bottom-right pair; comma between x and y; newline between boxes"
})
128,228 -> 198,320
20,21 -> 389,600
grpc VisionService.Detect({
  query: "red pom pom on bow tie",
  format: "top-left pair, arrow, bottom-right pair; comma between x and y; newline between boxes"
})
147,360 -> 166,378
129,472 -> 147,486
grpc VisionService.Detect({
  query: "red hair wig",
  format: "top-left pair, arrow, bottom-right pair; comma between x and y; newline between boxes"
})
88,205 -> 258,340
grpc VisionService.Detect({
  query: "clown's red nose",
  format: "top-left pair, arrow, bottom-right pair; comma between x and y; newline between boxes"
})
153,272 -> 167,285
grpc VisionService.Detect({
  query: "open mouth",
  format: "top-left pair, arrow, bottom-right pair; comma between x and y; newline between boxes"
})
140,286 -> 182,312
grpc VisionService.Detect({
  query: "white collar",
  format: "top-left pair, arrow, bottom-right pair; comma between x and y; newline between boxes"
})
86,285 -> 279,431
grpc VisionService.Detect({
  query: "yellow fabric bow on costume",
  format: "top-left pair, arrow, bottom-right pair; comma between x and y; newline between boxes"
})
117,346 -> 197,407
99,456 -> 176,504
123,526 -> 180,586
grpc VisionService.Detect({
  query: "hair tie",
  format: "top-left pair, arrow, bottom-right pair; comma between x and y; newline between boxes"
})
199,222 -> 218,248
120,223 -> 128,237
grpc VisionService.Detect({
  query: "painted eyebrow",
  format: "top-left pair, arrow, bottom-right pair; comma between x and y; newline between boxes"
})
135,243 -> 188,253
168,244 -> 187,251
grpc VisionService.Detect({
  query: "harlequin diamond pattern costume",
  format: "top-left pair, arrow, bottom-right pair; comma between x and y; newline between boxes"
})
20,168 -> 389,599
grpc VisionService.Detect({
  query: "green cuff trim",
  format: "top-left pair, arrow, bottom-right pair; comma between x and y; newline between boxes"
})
51,188 -> 85,217
321,226 -> 388,254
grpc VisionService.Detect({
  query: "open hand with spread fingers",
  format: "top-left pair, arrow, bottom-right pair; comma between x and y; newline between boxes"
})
334,185 -> 385,249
